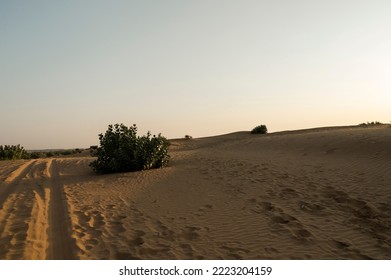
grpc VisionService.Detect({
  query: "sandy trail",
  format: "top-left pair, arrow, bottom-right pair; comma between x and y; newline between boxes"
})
47,159 -> 76,259
0,125 -> 390,259
0,159 -> 76,259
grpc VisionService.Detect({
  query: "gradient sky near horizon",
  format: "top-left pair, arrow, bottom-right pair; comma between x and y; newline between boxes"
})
1,0 -> 390,149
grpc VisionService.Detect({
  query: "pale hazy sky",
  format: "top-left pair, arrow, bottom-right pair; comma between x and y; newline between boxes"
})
1,0 -> 390,149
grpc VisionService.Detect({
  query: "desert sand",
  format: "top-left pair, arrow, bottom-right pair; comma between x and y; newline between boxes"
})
0,125 -> 390,260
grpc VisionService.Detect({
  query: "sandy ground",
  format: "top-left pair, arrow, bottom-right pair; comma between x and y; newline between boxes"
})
0,125 -> 390,259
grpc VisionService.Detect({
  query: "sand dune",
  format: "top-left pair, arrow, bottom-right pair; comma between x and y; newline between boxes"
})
0,125 -> 390,259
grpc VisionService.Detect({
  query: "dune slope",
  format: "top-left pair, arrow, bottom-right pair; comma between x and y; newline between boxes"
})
0,125 -> 390,259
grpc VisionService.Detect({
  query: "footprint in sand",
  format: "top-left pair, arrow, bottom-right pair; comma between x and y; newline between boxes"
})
246,199 -> 276,214
291,228 -> 312,240
279,187 -> 301,199
259,204 -> 314,241
130,230 -> 146,246
180,243 -> 194,256
264,246 -> 279,254
86,238 -> 99,246
258,201 -> 275,212
180,226 -> 201,241
271,212 -> 297,224
195,204 -> 214,217
298,201 -> 325,214
331,239 -> 351,249
220,242 -> 250,259
105,213 -> 127,235
108,220 -> 126,234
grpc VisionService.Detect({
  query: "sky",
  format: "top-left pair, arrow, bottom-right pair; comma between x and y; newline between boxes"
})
1,0 -> 390,149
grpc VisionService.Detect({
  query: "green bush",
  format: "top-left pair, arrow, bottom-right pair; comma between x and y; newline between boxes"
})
90,123 -> 170,174
251,124 -> 268,134
29,152 -> 44,159
45,151 -> 54,157
0,144 -> 29,160
359,121 -> 383,126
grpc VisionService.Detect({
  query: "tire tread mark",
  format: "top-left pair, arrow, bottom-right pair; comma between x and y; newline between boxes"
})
46,159 -> 76,259
0,160 -> 37,209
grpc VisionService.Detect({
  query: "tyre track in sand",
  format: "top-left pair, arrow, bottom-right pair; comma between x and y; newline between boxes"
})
46,159 -> 76,259
0,160 -> 43,259
0,159 -> 76,259
0,160 -> 37,208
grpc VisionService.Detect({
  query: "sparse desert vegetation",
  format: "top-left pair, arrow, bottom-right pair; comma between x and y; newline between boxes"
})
0,145 -> 29,160
89,123 -> 170,174
251,124 -> 268,134
0,145 -> 83,160
359,121 -> 383,126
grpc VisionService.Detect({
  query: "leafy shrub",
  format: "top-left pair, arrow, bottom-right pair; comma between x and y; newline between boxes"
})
359,121 -> 383,126
0,145 -> 29,160
45,151 -> 54,157
90,123 -> 170,174
251,124 -> 268,134
29,152 -> 44,159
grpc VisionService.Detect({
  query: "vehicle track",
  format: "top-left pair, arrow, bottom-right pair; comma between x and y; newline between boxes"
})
0,160 -> 37,208
0,159 -> 76,259
46,159 -> 76,259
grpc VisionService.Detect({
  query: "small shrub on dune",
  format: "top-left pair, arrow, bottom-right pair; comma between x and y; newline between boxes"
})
359,121 -> 383,126
184,135 -> 192,140
90,123 -> 170,174
251,124 -> 268,134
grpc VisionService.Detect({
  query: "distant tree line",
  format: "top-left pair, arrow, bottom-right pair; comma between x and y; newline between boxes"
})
0,145 -> 29,160
359,121 -> 383,126
0,145 -> 83,160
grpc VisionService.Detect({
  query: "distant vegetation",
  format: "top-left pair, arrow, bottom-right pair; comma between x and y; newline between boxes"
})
90,123 -> 170,174
251,124 -> 268,134
0,145 -> 29,160
184,135 -> 193,140
29,149 -> 83,159
0,145 -> 83,161
359,121 -> 383,126
89,146 -> 98,156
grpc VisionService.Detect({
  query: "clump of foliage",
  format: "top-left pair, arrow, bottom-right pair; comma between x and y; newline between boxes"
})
29,151 -> 45,159
90,123 -> 170,174
46,151 -> 55,157
251,124 -> 268,134
359,121 -> 383,126
184,135 -> 193,139
0,145 -> 29,160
